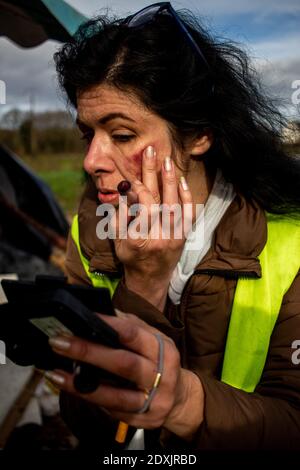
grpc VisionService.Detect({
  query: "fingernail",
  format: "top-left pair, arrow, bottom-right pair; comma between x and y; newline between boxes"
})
44,371 -> 65,385
114,308 -> 127,318
180,176 -> 189,190
49,336 -> 71,350
133,179 -> 143,185
145,146 -> 155,159
164,157 -> 172,172
117,180 -> 131,195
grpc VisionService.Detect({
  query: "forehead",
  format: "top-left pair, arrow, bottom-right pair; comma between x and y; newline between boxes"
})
76,83 -> 150,123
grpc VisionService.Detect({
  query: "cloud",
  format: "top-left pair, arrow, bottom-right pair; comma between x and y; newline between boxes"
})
256,58 -> 300,117
259,57 -> 300,98
250,33 -> 300,62
0,38 -> 64,114
247,32 -> 300,116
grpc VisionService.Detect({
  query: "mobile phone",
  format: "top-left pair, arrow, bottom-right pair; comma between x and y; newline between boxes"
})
0,275 -> 134,393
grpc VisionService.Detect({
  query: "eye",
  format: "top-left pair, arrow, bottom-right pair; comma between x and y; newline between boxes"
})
80,132 -> 94,143
112,134 -> 135,143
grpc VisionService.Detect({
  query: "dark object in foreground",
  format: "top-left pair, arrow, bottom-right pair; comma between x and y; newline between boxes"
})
0,145 -> 69,261
0,275 -> 134,393
0,0 -> 86,48
5,414 -> 77,450
0,241 -> 61,280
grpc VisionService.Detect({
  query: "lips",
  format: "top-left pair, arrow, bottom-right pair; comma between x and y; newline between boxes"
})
97,187 -> 120,203
98,187 -> 118,194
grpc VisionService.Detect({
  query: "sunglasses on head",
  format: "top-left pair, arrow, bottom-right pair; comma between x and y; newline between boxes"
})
122,2 -> 212,79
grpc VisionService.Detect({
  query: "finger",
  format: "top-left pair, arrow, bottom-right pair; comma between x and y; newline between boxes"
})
130,179 -> 155,207
109,196 -> 130,239
97,313 -> 177,355
111,408 -> 165,429
49,336 -> 157,390
142,146 -> 160,204
110,341 -> 180,427
97,314 -> 180,401
45,369 -> 147,412
114,309 -> 157,333
162,157 -> 179,206
49,310 -> 175,367
127,180 -> 160,235
122,190 -> 139,206
178,176 -> 196,238
160,157 -> 181,240
48,325 -> 160,389
112,310 -> 174,345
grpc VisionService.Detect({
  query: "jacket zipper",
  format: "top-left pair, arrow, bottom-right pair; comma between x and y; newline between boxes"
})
92,268 -> 258,281
193,268 -> 259,280
91,270 -> 122,279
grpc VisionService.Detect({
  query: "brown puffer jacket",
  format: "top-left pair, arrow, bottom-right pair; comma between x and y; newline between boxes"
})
60,182 -> 300,451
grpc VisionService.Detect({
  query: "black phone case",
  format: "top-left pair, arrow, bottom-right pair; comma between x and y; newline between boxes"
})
0,276 -> 134,393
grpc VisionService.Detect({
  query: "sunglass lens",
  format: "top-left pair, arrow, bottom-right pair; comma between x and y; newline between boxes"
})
126,5 -> 162,27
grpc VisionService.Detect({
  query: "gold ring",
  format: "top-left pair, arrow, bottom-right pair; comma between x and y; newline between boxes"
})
136,334 -> 164,414
152,372 -> 162,389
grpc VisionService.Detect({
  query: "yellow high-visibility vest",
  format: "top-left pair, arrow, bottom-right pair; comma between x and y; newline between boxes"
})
71,214 -> 119,298
71,213 -> 300,393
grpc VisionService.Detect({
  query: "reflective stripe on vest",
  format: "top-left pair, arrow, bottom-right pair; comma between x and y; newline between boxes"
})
71,213 -> 300,393
221,213 -> 300,391
71,214 -> 120,297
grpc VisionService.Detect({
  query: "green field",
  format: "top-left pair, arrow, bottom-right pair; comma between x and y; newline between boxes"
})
22,153 -> 86,217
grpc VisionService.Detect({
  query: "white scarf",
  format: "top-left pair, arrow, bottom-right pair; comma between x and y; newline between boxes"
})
168,169 -> 236,305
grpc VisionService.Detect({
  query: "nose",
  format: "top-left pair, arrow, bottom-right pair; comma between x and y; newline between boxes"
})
83,135 -> 115,176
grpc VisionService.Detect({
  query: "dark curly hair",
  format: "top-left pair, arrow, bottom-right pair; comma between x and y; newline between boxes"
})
54,9 -> 300,216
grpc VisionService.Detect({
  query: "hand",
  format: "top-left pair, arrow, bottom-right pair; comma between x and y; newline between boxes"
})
46,312 -> 204,439
112,146 -> 195,310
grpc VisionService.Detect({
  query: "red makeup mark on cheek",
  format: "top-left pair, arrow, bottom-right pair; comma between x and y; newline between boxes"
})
126,150 -> 144,180
132,150 -> 143,166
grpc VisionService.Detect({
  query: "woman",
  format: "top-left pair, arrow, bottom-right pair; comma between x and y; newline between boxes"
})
48,3 -> 300,451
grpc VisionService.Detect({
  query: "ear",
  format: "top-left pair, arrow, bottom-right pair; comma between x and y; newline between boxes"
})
190,130 -> 213,156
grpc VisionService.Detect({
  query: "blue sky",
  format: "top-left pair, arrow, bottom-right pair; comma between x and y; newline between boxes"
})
67,0 -> 300,48
0,0 -> 299,118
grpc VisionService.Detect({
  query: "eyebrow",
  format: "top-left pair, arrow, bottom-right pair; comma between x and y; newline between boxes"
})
76,112 -> 136,127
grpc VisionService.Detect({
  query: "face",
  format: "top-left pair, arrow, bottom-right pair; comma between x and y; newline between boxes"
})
76,83 -> 179,205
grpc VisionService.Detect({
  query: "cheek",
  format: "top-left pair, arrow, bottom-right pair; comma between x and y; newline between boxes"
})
132,150 -> 143,168
124,143 -> 165,181
125,150 -> 143,180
